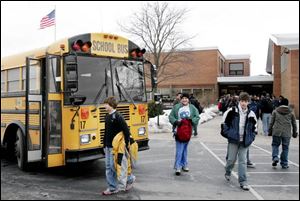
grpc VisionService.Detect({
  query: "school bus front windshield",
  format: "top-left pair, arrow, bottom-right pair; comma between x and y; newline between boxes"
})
64,55 -> 147,105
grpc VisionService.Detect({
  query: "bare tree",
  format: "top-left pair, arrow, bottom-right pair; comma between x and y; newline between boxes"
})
119,2 -> 195,89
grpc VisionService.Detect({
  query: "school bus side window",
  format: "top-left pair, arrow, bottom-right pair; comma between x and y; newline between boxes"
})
1,70 -> 5,93
22,67 -> 26,91
7,68 -> 20,92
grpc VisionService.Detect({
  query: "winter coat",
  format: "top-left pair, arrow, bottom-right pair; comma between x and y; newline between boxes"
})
169,103 -> 200,129
268,106 -> 297,137
112,132 -> 138,177
222,106 -> 257,147
104,111 -> 130,148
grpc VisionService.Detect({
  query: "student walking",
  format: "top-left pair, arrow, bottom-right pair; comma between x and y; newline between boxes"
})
268,98 -> 298,169
173,92 -> 182,106
102,97 -> 136,195
189,93 -> 203,136
222,92 -> 257,190
169,93 -> 200,176
260,93 -> 273,136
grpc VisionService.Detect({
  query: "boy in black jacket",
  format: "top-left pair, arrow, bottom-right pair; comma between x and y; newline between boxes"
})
102,97 -> 135,195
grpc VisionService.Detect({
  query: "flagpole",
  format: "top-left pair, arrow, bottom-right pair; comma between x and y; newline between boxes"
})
54,5 -> 56,41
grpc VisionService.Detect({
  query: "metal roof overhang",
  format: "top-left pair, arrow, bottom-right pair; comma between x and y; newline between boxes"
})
217,75 -> 273,85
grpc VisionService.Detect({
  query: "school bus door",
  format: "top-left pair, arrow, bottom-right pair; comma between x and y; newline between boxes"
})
25,58 -> 43,163
45,54 -> 64,167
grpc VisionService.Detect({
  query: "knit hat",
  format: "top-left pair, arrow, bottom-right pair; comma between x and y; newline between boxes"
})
181,93 -> 190,99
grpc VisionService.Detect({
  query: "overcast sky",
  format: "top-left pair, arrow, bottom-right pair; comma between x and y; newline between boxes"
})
1,1 -> 299,75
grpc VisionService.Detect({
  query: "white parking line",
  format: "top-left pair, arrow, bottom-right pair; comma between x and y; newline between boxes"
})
200,142 -> 264,200
252,144 -> 299,167
250,163 -> 298,166
250,185 -> 299,187
248,172 -> 299,174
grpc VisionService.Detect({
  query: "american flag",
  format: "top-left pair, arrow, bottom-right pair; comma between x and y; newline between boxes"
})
40,9 -> 55,29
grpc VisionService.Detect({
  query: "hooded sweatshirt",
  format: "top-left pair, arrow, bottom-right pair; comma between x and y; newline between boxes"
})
269,106 -> 297,137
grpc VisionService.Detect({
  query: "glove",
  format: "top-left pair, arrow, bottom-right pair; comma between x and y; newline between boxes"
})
268,129 -> 272,136
174,120 -> 181,126
292,132 -> 298,138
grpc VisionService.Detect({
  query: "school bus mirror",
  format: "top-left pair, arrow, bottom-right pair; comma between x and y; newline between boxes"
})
69,95 -> 86,106
66,81 -> 78,91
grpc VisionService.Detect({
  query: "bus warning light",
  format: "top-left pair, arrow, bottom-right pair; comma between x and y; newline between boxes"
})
130,48 -> 146,59
81,41 -> 92,52
72,40 -> 83,51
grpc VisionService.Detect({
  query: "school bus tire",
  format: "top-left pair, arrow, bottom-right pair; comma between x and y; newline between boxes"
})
15,128 -> 28,171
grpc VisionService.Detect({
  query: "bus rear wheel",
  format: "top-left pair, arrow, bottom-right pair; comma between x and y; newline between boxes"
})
15,129 -> 28,171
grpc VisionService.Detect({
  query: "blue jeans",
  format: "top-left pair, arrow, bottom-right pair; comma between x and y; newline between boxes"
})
272,136 -> 291,167
105,147 -> 135,191
174,140 -> 189,169
262,113 -> 271,135
225,142 -> 248,186
104,147 -> 118,191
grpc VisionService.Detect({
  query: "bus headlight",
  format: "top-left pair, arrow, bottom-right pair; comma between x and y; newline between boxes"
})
138,127 -> 146,136
80,134 -> 91,144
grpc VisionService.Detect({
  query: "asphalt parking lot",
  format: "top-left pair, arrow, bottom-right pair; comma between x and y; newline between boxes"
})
1,116 -> 299,200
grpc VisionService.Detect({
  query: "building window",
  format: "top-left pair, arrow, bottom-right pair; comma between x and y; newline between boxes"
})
182,88 -> 192,94
219,58 -> 224,75
193,89 -> 202,99
229,63 -> 244,75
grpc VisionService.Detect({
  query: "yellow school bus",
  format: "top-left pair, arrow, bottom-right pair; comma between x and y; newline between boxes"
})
1,33 -> 157,170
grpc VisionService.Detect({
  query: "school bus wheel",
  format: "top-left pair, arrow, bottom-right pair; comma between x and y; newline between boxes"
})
15,129 -> 28,171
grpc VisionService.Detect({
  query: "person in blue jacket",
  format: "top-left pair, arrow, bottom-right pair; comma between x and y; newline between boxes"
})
222,92 -> 257,191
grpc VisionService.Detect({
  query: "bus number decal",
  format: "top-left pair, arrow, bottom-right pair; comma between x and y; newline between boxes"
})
80,121 -> 86,130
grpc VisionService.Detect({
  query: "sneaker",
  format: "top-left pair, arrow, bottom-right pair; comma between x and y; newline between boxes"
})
182,167 -> 189,172
282,165 -> 289,169
102,188 -> 118,195
175,169 -> 181,176
272,158 -> 279,167
240,185 -> 250,191
224,174 -> 231,181
247,161 -> 256,168
126,176 -> 136,191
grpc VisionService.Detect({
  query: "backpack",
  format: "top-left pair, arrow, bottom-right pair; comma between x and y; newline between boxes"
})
218,102 -> 222,111
176,119 -> 192,142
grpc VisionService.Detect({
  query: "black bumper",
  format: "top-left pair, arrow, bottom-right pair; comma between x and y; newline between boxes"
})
137,139 -> 150,151
65,148 -> 105,163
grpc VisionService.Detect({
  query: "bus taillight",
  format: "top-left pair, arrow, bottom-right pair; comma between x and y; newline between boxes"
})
81,108 -> 89,119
